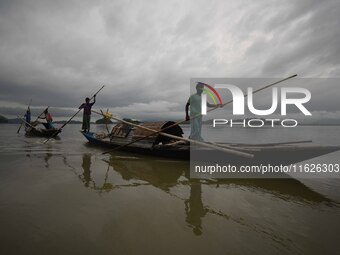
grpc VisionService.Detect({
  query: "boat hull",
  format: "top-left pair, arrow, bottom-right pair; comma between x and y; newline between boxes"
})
82,131 -> 189,159
25,128 -> 61,138
82,132 -> 340,165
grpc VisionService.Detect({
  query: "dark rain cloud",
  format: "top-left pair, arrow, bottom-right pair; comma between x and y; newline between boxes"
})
0,0 -> 339,120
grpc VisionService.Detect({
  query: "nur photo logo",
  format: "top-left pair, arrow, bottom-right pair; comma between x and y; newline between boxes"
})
193,77 -> 312,128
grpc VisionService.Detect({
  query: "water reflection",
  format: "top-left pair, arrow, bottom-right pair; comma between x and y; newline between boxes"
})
72,153 -> 336,236
44,152 -> 53,168
81,154 -> 93,187
109,157 -> 184,191
105,157 -> 209,235
81,154 -> 334,203
79,153 -> 116,192
21,140 -> 56,168
184,180 -> 207,235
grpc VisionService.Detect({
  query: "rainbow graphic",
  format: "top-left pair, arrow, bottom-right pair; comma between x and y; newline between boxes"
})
197,82 -> 223,105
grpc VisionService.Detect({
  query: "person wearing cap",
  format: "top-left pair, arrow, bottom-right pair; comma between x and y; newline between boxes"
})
185,83 -> 216,141
79,96 -> 96,132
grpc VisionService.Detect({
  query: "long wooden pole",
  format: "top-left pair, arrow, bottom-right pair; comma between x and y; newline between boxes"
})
17,99 -> 32,133
104,74 -> 297,153
206,74 -> 298,114
43,85 -> 105,144
92,110 -> 254,159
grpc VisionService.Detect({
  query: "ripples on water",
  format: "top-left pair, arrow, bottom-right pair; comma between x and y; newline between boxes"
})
0,124 -> 340,255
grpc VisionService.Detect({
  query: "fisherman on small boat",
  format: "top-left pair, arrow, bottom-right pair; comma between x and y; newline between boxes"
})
39,109 -> 55,129
24,107 -> 31,129
79,95 -> 96,132
185,82 -> 216,141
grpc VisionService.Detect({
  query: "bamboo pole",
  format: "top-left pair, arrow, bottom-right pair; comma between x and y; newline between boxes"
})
27,106 -> 50,127
217,140 -> 313,147
92,110 -> 254,159
33,106 -> 50,123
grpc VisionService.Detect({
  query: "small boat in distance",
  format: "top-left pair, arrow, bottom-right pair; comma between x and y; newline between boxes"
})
81,121 -> 340,164
18,117 -> 61,138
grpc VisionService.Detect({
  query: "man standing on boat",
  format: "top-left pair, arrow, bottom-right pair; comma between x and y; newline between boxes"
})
39,109 -> 55,129
24,107 -> 31,130
79,95 -> 96,132
185,83 -> 216,141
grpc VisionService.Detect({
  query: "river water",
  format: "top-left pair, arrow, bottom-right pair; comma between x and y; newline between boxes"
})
0,124 -> 340,254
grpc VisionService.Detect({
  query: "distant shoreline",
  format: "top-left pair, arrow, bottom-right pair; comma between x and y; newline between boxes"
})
1,115 -> 340,126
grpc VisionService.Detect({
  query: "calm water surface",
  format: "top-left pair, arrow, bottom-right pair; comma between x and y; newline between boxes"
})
0,124 -> 340,255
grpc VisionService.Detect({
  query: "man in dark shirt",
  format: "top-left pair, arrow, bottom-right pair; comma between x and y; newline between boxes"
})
24,107 -> 31,123
24,107 -> 31,130
79,95 -> 96,132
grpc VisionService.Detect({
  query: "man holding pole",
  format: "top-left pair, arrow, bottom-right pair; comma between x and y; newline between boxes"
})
79,95 -> 96,132
185,83 -> 215,141
39,109 -> 55,129
43,85 -> 104,144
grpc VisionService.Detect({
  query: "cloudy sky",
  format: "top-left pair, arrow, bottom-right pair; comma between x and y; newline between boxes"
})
0,0 -> 339,121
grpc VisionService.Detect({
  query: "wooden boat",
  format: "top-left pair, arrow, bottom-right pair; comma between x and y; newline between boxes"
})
82,121 -> 340,165
19,117 -> 61,138
25,126 -> 61,138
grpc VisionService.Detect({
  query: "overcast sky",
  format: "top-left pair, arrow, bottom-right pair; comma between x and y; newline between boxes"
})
0,0 -> 339,121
